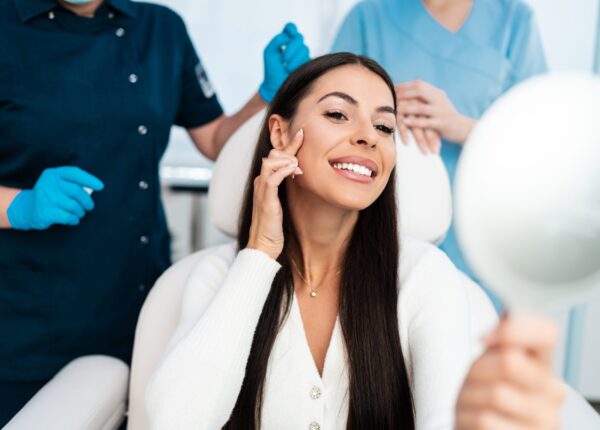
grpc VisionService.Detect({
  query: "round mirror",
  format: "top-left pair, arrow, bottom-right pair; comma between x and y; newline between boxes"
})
454,73 -> 600,311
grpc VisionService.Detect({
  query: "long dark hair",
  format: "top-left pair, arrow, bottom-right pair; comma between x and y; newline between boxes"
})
225,53 -> 414,429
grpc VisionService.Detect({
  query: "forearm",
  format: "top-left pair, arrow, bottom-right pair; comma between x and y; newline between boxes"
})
213,92 -> 267,155
0,185 -> 21,228
145,248 -> 280,430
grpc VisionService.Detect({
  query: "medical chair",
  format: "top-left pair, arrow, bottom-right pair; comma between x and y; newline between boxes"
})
6,111 -> 599,430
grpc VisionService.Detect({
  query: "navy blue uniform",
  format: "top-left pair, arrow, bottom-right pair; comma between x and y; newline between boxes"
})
0,0 -> 222,422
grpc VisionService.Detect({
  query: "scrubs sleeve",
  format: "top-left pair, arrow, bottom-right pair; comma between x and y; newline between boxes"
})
400,246 -> 498,429
503,4 -> 548,91
331,3 -> 370,54
174,21 -> 224,129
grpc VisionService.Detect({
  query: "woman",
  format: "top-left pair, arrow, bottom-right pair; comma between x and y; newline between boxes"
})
0,0 -> 309,423
331,0 -> 548,288
146,53 -> 564,429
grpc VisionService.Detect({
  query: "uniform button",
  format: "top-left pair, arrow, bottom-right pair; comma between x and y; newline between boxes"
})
140,235 -> 149,245
108,12 -> 115,19
48,11 -> 55,19
138,284 -> 146,292
309,386 -> 322,400
128,73 -> 138,84
309,422 -> 320,430
115,27 -> 125,37
138,180 -> 149,190
138,125 -> 148,135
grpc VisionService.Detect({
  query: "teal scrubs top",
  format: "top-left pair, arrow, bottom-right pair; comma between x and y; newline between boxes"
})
332,0 -> 548,284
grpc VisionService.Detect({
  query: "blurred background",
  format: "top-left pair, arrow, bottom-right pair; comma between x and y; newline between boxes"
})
154,0 -> 600,408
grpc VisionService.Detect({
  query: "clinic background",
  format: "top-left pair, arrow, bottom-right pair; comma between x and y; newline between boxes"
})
151,0 -> 600,404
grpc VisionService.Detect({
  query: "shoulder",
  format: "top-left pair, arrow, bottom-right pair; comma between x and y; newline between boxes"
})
130,2 -> 188,36
344,0 -> 384,21
479,0 -> 536,24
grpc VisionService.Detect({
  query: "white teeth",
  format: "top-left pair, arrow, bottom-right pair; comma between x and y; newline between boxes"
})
332,162 -> 373,177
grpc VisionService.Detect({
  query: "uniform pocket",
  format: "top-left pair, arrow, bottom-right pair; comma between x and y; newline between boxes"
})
0,267 -> 52,379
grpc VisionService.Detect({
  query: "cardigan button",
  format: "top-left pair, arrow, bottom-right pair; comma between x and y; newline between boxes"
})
309,422 -> 320,430
309,386 -> 321,400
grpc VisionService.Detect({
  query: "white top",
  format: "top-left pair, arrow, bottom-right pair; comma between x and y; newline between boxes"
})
145,238 -> 498,430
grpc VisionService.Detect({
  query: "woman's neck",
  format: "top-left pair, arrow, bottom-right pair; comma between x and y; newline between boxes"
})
286,186 -> 358,283
57,0 -> 104,17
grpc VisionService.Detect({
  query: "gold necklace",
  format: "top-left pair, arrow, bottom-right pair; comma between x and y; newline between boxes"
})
290,258 -> 341,298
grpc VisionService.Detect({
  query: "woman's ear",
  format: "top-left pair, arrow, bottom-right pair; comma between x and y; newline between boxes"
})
268,114 -> 289,150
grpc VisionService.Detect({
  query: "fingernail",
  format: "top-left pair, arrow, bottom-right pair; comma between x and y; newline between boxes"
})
295,167 -> 303,175
295,128 -> 303,138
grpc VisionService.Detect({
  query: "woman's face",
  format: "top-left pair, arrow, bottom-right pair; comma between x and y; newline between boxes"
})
276,65 -> 397,211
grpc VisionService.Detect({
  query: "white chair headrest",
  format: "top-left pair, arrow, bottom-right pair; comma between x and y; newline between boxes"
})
208,110 -> 452,244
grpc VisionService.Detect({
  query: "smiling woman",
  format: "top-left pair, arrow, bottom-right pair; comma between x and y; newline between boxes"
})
145,53 -> 565,430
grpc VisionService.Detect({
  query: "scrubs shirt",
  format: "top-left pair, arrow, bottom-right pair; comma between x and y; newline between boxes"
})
332,0 -> 548,281
0,0 -> 222,380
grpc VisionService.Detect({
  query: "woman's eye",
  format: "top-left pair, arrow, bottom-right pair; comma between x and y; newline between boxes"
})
376,124 -> 395,135
325,111 -> 347,121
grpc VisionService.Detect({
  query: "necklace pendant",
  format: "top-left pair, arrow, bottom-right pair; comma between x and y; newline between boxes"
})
310,290 -> 317,298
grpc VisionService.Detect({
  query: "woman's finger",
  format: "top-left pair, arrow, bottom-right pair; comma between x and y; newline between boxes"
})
455,407 -> 530,430
485,316 -> 558,366
282,128 -> 304,155
466,347 -> 554,392
267,148 -> 298,164
458,381 -> 546,424
259,157 -> 297,179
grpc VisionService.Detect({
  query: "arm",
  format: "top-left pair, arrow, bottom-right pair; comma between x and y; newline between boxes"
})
187,92 -> 266,161
182,23 -> 308,161
145,248 -> 281,430
400,246 -> 498,429
0,185 -> 21,228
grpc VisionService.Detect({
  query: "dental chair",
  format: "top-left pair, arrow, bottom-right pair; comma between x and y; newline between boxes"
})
6,111 -> 599,429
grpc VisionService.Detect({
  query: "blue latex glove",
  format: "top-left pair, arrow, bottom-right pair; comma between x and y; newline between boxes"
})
7,166 -> 104,230
259,23 -> 310,103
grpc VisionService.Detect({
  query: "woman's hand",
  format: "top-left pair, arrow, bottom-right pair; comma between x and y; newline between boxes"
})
456,316 -> 566,430
395,80 -> 476,148
247,129 -> 304,260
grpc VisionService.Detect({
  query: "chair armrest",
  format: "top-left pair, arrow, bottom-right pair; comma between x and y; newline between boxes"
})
6,355 -> 129,430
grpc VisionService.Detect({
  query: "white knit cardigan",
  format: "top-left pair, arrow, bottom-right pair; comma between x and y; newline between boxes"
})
146,237 -> 498,430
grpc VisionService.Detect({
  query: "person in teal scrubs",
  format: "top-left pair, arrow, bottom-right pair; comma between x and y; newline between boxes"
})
332,0 -> 548,303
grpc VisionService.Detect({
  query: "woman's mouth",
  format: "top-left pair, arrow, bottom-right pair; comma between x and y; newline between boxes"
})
329,157 -> 378,184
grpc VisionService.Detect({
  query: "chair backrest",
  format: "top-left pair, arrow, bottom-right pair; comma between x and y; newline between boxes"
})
126,110 -> 452,429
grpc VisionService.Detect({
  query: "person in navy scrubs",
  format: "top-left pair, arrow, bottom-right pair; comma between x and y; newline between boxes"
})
0,0 -> 310,423
332,0 -> 547,302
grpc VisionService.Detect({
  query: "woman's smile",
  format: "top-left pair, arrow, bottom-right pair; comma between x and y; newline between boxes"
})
329,155 -> 379,184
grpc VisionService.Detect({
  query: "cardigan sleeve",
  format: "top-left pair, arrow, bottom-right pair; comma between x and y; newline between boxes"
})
399,242 -> 499,429
145,246 -> 281,430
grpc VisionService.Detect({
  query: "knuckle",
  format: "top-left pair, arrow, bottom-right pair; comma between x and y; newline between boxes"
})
473,411 -> 493,429
488,384 -> 508,409
499,350 -> 520,377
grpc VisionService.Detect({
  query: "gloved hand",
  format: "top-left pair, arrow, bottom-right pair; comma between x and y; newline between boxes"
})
7,166 -> 104,230
259,22 -> 310,103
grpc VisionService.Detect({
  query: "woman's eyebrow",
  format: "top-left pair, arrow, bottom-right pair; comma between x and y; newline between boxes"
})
318,91 -> 357,105
318,91 -> 395,115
